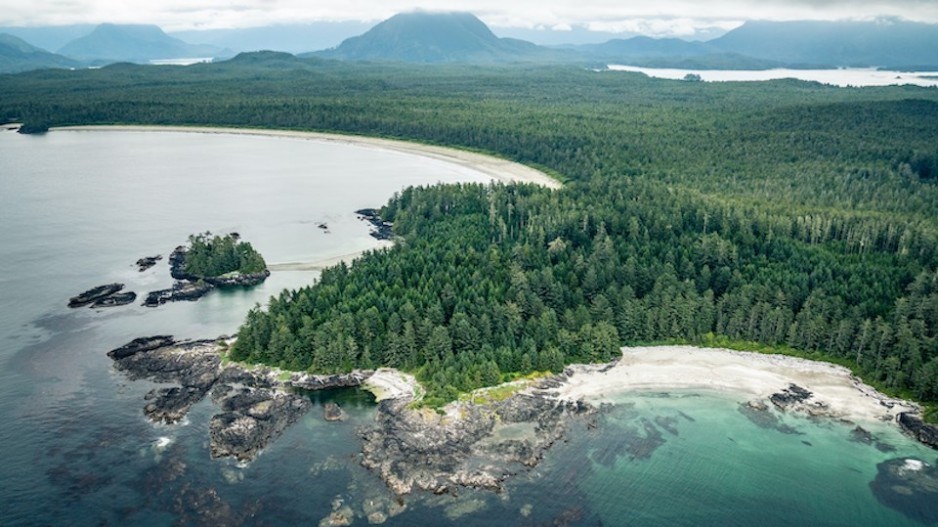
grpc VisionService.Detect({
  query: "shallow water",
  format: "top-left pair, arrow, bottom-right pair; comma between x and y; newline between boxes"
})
607,65 -> 938,87
0,129 -> 935,526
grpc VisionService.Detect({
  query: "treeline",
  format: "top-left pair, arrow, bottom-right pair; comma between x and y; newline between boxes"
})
2,59 -> 937,405
185,233 -> 267,277
231,181 -> 938,405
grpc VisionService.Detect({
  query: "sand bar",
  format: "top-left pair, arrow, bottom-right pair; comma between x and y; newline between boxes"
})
555,345 -> 920,424
55,125 -> 562,189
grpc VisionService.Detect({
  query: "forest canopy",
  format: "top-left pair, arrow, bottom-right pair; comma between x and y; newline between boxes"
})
2,59 -> 937,407
184,233 -> 267,278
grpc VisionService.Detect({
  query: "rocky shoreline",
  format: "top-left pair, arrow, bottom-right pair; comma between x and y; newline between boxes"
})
107,336 -> 367,461
106,336 -> 938,525
106,335 -> 602,498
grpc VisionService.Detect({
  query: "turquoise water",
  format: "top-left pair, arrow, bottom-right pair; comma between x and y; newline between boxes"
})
0,129 -> 934,526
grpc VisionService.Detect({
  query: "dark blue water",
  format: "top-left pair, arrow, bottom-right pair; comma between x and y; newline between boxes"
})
1,129 -> 934,526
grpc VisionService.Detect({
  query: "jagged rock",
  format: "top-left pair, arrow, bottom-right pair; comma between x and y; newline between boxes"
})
898,413 -> 938,450
68,283 -> 124,307
323,402 -> 346,421
136,255 -> 162,271
360,392 -> 587,496
769,384 -> 814,409
92,291 -> 136,307
290,371 -> 374,391
355,208 -> 393,240
209,388 -> 311,461
144,385 -> 213,424
169,245 -> 190,280
107,335 -> 175,360
143,281 -> 214,307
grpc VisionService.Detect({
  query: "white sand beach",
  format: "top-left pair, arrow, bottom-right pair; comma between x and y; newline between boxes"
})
55,125 -> 562,189
555,346 -> 920,424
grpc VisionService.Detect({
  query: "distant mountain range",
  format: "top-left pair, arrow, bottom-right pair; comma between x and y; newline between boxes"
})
312,12 -> 568,63
2,13 -> 937,74
0,33 -> 78,73
57,24 -> 229,63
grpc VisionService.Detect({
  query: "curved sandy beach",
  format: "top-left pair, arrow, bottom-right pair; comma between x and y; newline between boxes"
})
54,125 -> 562,189
555,345 -> 920,425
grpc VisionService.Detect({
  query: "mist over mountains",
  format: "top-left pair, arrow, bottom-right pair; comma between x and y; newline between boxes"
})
2,12 -> 937,73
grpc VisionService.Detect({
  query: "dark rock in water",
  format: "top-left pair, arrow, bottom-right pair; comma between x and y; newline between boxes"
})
172,280 -> 214,300
110,338 -> 221,424
136,255 -> 162,271
143,289 -> 172,307
769,384 -> 813,409
654,415 -> 680,436
145,385 -> 213,424
68,283 -> 124,307
870,457 -> 938,524
850,425 -> 875,445
92,291 -> 136,307
355,208 -> 393,240
209,388 -> 312,461
323,402 -> 346,421
169,245 -> 191,280
143,281 -> 215,307
107,335 -> 175,360
738,400 -> 802,435
898,413 -> 938,450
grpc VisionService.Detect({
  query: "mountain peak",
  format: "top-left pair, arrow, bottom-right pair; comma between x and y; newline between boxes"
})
319,11 -> 545,63
58,23 -> 222,62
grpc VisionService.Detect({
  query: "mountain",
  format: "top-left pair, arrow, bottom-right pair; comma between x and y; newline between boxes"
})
58,24 -> 228,63
0,25 -> 96,52
315,12 -> 565,63
0,33 -> 78,73
710,19 -> 938,68
577,36 -> 711,59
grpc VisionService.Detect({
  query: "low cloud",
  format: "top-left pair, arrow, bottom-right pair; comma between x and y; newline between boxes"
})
1,0 -> 936,32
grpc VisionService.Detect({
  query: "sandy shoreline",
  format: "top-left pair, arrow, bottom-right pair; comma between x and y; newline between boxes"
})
54,125 -> 562,189
554,345 -> 920,425
267,241 -> 394,272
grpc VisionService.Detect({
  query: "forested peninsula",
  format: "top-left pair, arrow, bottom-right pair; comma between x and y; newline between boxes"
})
3,57 -> 937,416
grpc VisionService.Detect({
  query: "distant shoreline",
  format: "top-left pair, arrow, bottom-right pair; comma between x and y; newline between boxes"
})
53,125 -> 562,189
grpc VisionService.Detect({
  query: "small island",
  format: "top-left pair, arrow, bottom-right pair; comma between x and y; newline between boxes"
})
144,232 -> 270,307
172,232 -> 269,286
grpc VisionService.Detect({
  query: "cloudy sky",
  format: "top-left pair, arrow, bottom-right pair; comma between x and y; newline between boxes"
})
1,0 -> 936,37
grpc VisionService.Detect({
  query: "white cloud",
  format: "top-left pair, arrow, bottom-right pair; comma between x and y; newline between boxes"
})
0,0 -> 936,31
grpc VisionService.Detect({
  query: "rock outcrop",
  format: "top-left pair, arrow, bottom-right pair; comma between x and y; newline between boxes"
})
898,413 -> 938,450
360,376 -> 596,496
356,209 -> 393,240
68,283 -> 126,308
136,255 -> 162,271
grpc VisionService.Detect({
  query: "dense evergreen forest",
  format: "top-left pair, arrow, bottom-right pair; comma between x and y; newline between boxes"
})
184,233 -> 267,278
3,57 -> 937,409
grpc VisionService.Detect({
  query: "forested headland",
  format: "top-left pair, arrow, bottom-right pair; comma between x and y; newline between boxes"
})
2,57 -> 937,411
